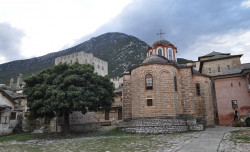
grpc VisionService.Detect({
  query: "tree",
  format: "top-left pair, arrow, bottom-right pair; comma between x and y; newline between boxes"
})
23,63 -> 115,132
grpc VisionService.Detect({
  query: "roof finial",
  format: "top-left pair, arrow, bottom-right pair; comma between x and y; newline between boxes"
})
156,29 -> 165,39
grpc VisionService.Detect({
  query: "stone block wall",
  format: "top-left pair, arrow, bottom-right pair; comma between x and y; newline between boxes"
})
179,68 -> 196,115
129,64 -> 179,118
193,75 -> 215,126
70,122 -> 100,132
69,111 -> 98,124
119,118 -> 204,133
55,51 -> 108,76
201,57 -> 241,76
122,74 -> 132,120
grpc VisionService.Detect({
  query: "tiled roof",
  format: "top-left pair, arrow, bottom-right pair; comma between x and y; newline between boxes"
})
199,51 -> 230,58
217,63 -> 250,75
3,90 -> 26,99
0,89 -> 26,104
193,69 -> 201,75
142,55 -> 181,67
152,39 -> 171,47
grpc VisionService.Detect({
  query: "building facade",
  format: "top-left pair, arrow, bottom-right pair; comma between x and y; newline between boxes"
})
121,39 -> 215,133
55,51 -> 108,76
212,63 -> 250,126
0,89 -> 27,135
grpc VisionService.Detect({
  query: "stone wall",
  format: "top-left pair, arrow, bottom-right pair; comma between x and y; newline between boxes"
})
119,118 -> 203,133
201,57 -> 241,76
179,68 -> 196,115
70,122 -> 100,132
122,74 -> 132,120
129,64 -> 179,118
70,111 -> 99,124
193,75 -> 215,126
111,77 -> 123,89
55,51 -> 108,76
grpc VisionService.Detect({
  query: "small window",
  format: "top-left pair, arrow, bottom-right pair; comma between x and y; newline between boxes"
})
231,83 -> 233,87
218,67 -> 221,72
168,48 -> 173,60
145,74 -> 153,90
149,50 -> 153,55
196,83 -> 201,96
227,65 -> 230,69
239,82 -> 241,86
232,100 -> 238,109
208,68 -> 211,73
147,99 -> 153,106
174,76 -> 177,92
157,48 -> 163,56
10,112 -> 16,120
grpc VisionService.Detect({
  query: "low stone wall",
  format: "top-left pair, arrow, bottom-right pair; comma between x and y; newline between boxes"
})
0,124 -> 12,135
119,118 -> 204,133
70,122 -> 100,132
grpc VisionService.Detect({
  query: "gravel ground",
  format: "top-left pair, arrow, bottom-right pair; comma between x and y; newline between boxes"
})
0,126 -> 249,152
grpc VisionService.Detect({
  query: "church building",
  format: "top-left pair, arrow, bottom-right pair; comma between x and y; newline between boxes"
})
121,39 -> 215,133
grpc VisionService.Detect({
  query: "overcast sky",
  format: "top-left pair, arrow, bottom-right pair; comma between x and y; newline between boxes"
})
0,0 -> 250,64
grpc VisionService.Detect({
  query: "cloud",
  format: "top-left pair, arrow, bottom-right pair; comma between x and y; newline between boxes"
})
183,30 -> 250,63
0,23 -> 25,63
242,0 -> 250,8
77,0 -> 250,62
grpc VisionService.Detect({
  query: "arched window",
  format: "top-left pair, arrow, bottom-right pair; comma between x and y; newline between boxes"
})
174,76 -> 177,92
149,50 -> 153,56
157,48 -> 163,56
168,48 -> 173,60
196,83 -> 201,96
145,74 -> 153,90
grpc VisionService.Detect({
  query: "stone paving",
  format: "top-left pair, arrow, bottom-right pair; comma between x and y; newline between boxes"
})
177,126 -> 249,152
0,126 -> 249,152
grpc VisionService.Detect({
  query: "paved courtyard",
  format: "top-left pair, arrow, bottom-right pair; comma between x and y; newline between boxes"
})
0,126 -> 249,152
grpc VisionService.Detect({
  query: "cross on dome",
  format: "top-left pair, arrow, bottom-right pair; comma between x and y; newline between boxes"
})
156,29 -> 165,39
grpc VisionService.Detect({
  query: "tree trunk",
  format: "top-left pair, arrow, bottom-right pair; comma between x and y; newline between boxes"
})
63,112 -> 70,133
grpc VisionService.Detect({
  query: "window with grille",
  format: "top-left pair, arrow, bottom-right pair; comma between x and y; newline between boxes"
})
147,99 -> 153,106
146,74 -> 153,90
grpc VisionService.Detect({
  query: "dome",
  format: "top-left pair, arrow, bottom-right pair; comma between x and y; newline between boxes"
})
152,39 -> 171,47
142,55 -> 170,64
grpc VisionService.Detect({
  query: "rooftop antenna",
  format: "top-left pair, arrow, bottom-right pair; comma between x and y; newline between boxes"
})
156,29 -> 165,39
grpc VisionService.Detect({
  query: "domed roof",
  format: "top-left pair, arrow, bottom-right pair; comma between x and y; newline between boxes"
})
142,55 -> 170,64
152,39 -> 171,47
142,55 -> 181,67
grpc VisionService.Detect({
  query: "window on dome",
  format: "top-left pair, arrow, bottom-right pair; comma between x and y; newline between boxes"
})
168,48 -> 173,60
149,50 -> 153,56
145,74 -> 153,90
157,48 -> 163,56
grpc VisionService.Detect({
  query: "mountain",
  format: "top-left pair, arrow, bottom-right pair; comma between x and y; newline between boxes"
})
0,32 -> 193,85
177,58 -> 193,64
0,32 -> 149,84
